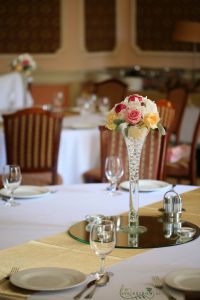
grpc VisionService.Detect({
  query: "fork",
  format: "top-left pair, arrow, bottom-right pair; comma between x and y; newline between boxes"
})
0,267 -> 19,284
152,276 -> 176,300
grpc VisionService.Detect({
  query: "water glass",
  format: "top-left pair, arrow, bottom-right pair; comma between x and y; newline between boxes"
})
105,156 -> 124,194
98,97 -> 110,114
2,165 -> 22,206
53,92 -> 64,110
90,219 -> 116,276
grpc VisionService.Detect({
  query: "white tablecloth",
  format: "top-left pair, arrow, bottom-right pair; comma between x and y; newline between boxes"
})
0,183 -> 199,300
0,72 -> 33,114
0,183 -> 195,249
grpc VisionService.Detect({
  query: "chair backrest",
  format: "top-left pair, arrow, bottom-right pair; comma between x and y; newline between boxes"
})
2,107 -> 63,185
94,78 -> 128,108
99,126 -> 169,182
156,99 -> 176,138
166,86 -> 188,144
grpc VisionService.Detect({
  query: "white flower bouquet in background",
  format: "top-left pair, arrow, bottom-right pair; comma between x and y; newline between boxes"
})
11,53 -> 37,77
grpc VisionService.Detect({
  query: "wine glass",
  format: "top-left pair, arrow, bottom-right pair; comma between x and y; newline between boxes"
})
98,97 -> 110,114
2,165 -> 22,207
105,156 -> 124,194
90,219 -> 116,276
53,92 -> 64,110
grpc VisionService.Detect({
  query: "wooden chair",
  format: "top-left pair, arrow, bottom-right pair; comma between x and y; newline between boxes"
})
83,127 -> 170,183
166,86 -> 188,145
2,107 -> 64,186
83,100 -> 176,183
94,78 -> 128,108
165,113 -> 200,185
156,99 -> 176,142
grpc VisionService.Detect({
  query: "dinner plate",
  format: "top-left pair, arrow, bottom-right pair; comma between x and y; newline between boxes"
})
164,268 -> 200,292
10,267 -> 87,291
66,123 -> 97,129
0,185 -> 50,199
119,179 -> 171,192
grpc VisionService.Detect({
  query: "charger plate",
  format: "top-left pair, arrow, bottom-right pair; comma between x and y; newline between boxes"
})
164,268 -> 200,292
10,267 -> 87,291
119,180 -> 171,192
0,186 -> 50,199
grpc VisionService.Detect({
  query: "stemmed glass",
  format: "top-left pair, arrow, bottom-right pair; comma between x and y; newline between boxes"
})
53,92 -> 64,110
105,156 -> 124,194
98,97 -> 110,114
90,219 -> 116,276
2,165 -> 22,207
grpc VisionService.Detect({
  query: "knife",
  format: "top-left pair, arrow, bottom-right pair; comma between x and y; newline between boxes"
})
74,279 -> 97,300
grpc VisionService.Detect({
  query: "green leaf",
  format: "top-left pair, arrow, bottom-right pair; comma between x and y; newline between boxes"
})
113,119 -> 124,126
157,122 -> 166,135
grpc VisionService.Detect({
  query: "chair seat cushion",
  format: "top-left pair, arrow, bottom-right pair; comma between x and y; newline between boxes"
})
166,144 -> 191,163
21,172 -> 63,186
166,158 -> 189,177
83,167 -> 101,183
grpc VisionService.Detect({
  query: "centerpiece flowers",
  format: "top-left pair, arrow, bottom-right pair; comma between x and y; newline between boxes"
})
106,94 -> 165,233
11,53 -> 37,77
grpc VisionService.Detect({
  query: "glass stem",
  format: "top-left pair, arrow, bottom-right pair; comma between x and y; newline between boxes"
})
110,182 -> 117,193
129,179 -> 139,227
9,191 -> 14,204
99,256 -> 105,274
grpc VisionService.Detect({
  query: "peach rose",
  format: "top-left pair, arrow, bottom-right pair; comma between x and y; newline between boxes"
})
143,113 -> 159,129
106,111 -> 117,130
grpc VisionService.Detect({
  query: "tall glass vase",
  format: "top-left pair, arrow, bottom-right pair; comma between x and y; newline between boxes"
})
123,127 -> 149,233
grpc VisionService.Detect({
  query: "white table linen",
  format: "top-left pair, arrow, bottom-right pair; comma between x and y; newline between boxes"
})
0,183 -> 195,250
0,72 -> 24,111
0,72 -> 33,113
0,183 -> 198,300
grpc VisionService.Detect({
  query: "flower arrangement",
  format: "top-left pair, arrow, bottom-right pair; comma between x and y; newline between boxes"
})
106,94 -> 165,138
11,53 -> 37,77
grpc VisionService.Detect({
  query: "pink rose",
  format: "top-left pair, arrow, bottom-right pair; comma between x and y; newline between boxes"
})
128,94 -> 143,102
126,109 -> 141,125
115,103 -> 126,113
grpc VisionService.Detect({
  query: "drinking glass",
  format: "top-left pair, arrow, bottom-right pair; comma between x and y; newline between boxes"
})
98,97 -> 110,114
53,92 -> 64,110
2,165 -> 22,206
105,156 -> 124,194
90,219 -> 116,276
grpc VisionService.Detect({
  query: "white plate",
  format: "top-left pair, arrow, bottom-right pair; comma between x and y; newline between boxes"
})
67,123 -> 97,129
119,179 -> 171,192
0,185 -> 50,199
164,268 -> 200,292
10,267 -> 87,291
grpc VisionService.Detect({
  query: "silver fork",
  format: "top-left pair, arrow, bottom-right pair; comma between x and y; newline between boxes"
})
152,276 -> 176,300
0,267 -> 19,284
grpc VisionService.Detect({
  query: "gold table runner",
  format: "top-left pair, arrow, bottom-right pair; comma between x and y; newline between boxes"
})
0,188 -> 199,299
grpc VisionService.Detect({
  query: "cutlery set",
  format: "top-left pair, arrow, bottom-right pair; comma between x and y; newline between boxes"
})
74,273 -> 109,299
152,275 -> 176,300
0,268 -> 177,300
